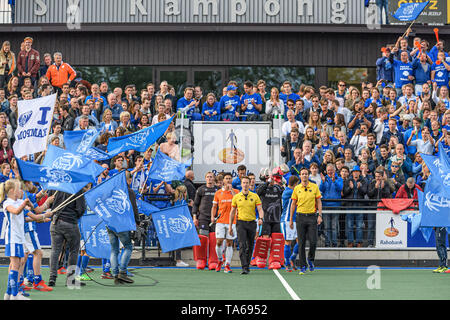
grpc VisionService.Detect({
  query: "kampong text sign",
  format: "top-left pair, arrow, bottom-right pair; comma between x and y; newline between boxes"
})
389,0 -> 447,25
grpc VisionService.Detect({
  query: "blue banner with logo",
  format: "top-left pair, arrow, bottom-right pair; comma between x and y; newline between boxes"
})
420,151 -> 450,199
137,199 -> 160,216
64,128 -> 100,154
418,189 -> 450,228
147,149 -> 189,182
107,116 -> 174,157
16,157 -> 92,194
79,212 -> 111,259
150,204 -> 200,253
42,145 -> 104,181
391,1 -> 429,21
84,171 -> 136,233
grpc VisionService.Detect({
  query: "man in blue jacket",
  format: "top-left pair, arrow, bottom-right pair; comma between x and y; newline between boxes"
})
412,52 -> 432,95
319,163 -> 343,247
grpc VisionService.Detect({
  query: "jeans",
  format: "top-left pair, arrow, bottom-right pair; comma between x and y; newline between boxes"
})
435,228 -> 449,268
346,213 -> 364,244
107,228 -> 133,275
49,219 -> 81,281
236,220 -> 256,269
366,214 -> 376,246
376,0 -> 389,24
296,213 -> 318,268
323,212 -> 339,246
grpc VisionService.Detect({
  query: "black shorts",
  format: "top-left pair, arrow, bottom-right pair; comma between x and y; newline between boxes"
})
198,219 -> 215,235
260,221 -> 281,236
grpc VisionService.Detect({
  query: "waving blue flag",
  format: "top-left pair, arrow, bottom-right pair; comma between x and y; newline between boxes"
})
64,128 -> 100,154
418,188 -> 450,228
147,149 -> 188,182
391,1 -> 429,21
150,204 -> 200,253
42,145 -> 105,181
83,146 -> 112,161
137,199 -> 160,216
79,212 -> 111,259
16,157 -> 92,194
420,153 -> 450,199
84,171 -> 136,233
107,116 -> 174,157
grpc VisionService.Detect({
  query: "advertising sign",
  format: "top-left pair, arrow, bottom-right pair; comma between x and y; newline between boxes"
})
376,212 -> 408,248
389,0 -> 447,25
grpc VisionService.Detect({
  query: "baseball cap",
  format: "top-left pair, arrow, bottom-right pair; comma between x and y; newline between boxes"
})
351,165 -> 361,172
227,85 -> 237,91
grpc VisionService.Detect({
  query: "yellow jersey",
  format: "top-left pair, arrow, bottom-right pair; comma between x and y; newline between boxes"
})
291,182 -> 321,214
231,191 -> 262,222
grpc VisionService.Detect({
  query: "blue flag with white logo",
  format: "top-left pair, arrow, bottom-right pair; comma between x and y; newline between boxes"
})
391,1 -> 429,21
84,171 -> 136,233
42,145 -> 105,182
421,152 -> 450,199
107,116 -> 174,157
150,204 -> 200,253
16,157 -> 92,194
418,188 -> 450,228
83,146 -> 112,161
401,211 -> 433,242
79,211 -> 111,259
147,149 -> 189,182
137,199 -> 160,216
64,128 -> 101,154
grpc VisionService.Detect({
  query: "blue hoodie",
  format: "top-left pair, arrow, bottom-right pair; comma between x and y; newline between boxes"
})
319,174 -> 343,207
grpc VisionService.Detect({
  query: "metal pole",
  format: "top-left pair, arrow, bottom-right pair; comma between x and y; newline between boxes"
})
179,112 -> 184,161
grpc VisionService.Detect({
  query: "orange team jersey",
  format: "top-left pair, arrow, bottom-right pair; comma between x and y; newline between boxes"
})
212,188 -> 240,225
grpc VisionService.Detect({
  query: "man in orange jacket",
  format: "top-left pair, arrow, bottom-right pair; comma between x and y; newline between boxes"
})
46,52 -> 76,92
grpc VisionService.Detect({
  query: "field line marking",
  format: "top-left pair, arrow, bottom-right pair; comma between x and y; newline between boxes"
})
273,269 -> 301,300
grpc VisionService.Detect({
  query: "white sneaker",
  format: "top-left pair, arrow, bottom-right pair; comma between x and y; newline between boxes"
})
10,293 -> 31,300
176,260 -> 189,267
4,293 -> 10,300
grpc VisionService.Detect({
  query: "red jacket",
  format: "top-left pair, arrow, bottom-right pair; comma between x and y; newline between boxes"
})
395,184 -> 422,200
17,48 -> 41,78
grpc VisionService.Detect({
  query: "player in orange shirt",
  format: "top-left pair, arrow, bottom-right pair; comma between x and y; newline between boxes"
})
211,172 -> 238,273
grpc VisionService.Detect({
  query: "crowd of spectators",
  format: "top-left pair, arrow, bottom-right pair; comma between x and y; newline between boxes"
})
0,33 -> 449,249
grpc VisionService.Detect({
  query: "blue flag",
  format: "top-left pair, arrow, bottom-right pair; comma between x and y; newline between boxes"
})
391,1 -> 429,21
147,149 -> 189,182
79,212 -> 111,259
42,145 -> 105,182
64,128 -> 100,154
16,157 -> 92,194
84,171 -> 136,233
421,152 -> 450,199
83,146 -> 112,161
418,189 -> 450,228
137,199 -> 160,216
401,211 -> 433,242
107,116 -> 174,157
150,204 -> 200,253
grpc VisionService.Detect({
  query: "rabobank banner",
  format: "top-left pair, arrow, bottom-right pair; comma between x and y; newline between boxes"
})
376,212 -> 408,248
13,94 -> 57,159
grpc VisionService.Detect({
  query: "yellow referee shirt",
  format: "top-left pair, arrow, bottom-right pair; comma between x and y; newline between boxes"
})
291,182 -> 321,214
231,191 -> 262,222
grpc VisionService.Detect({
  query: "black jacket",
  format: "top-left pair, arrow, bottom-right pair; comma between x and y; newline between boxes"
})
342,177 -> 368,207
50,190 -> 87,224
367,180 -> 392,199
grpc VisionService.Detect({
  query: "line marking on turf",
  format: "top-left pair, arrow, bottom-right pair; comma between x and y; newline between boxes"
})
273,269 -> 301,300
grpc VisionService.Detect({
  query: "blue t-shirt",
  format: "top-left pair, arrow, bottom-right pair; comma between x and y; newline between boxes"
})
240,93 -> 263,115
202,102 -> 220,117
392,59 -> 413,88
177,97 -> 195,115
149,179 -> 171,209
219,95 -> 240,115
281,187 -> 295,223
364,97 -> 383,108
431,62 -> 449,88
279,93 -> 300,106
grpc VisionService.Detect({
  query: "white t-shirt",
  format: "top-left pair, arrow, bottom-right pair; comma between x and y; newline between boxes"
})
2,198 -> 25,245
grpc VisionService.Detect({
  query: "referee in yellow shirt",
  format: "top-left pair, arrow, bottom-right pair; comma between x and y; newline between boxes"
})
229,176 -> 264,275
289,167 -> 322,275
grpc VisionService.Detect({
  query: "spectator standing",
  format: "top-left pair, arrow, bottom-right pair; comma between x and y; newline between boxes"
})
46,52 -> 76,92
17,37 -> 40,87
0,41 -> 15,89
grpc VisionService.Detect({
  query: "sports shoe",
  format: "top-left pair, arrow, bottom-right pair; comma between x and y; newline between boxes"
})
224,264 -> 232,273
444,268 -> 450,274
438,267 -> 448,273
196,260 -> 206,270
250,257 -> 257,266
11,293 -> 31,300
24,278 -> 33,287
118,271 -> 134,284
48,279 -> 56,287
19,282 -> 33,291
57,267 -> 67,275
4,293 -> 10,300
290,260 -> 297,271
77,273 -> 92,281
101,272 -> 114,279
176,260 -> 189,267
33,280 -> 53,292
240,268 -> 249,275
268,261 -> 281,270
307,259 -> 315,272
215,260 -> 223,272
298,266 -> 307,275
433,266 -> 443,273
285,264 -> 292,272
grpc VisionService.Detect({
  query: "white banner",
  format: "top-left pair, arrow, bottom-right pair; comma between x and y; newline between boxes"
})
192,121 -> 271,183
13,94 -> 57,159
375,212 -> 408,249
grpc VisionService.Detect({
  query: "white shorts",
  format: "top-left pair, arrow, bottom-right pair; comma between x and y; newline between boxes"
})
24,231 -> 41,253
5,243 -> 25,258
215,223 -> 237,240
280,221 -> 297,241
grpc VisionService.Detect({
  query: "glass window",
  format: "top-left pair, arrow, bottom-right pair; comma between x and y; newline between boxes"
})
228,67 -> 315,93
159,70 -> 188,97
328,67 -> 377,91
194,71 -> 223,97
74,66 -> 153,91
